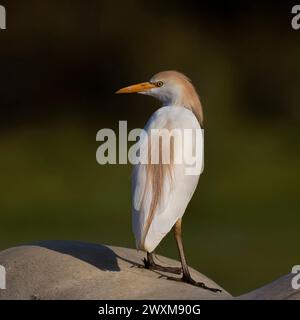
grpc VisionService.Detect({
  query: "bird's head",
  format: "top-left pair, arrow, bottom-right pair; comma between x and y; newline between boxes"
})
116,70 -> 203,125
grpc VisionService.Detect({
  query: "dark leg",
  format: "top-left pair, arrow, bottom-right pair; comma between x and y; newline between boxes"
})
143,252 -> 182,275
172,218 -> 221,292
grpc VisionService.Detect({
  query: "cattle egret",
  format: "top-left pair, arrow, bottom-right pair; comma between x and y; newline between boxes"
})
116,71 -> 220,292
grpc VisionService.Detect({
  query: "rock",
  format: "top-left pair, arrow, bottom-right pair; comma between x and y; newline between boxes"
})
238,273 -> 300,300
0,240 -> 230,300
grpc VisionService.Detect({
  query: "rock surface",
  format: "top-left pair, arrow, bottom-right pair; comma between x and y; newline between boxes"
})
239,273 -> 300,300
0,240 -> 230,300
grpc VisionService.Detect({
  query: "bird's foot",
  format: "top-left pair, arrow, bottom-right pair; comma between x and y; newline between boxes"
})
182,275 -> 222,292
159,274 -> 222,293
142,257 -> 182,275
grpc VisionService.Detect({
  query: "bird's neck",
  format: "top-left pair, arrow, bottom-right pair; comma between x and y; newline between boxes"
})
163,87 -> 203,126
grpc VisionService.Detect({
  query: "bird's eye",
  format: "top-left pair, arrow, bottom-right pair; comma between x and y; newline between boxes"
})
155,81 -> 164,87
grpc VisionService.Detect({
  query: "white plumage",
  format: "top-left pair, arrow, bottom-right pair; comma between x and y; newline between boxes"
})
132,106 -> 202,252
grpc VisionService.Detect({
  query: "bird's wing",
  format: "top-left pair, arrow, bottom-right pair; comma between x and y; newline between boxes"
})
132,106 -> 203,252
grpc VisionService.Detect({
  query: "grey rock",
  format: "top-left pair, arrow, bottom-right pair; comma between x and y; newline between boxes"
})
0,240 -> 230,300
239,273 -> 300,300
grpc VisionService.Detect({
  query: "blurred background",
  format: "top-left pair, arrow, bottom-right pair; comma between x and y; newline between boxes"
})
0,0 -> 299,296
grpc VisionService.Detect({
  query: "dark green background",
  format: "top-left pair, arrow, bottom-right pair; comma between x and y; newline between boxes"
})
0,1 -> 299,295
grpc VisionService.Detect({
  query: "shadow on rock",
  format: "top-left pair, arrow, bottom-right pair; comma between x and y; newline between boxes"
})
30,240 -> 120,272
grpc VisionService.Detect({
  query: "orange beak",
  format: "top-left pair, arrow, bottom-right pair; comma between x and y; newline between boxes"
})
116,82 -> 155,94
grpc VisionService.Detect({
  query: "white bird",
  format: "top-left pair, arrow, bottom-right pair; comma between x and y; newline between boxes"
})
116,71 -> 220,292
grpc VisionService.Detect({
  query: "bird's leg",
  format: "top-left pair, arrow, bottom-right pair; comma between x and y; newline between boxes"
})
143,252 -> 182,275
164,218 -> 221,293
